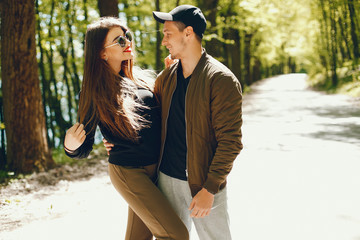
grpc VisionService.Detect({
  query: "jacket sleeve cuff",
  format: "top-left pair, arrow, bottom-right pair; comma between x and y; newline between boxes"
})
203,174 -> 222,195
64,147 -> 81,158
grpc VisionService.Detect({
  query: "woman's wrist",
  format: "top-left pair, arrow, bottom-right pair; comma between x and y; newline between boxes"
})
64,145 -> 75,153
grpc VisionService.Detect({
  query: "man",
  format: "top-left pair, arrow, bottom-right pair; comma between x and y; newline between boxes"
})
104,5 -> 243,239
153,5 -> 243,239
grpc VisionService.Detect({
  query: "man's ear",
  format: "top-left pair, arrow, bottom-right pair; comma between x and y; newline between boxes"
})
185,26 -> 194,37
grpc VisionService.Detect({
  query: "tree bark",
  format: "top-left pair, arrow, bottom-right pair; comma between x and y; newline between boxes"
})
227,28 -> 243,88
319,0 -> 331,80
155,0 -> 162,71
347,0 -> 359,60
197,0 -> 221,59
339,2 -> 353,60
58,22 -> 74,126
35,0 -> 54,148
0,97 -> 6,170
252,58 -> 261,82
337,14 -> 347,62
244,33 -> 253,86
98,0 -> 119,17
45,0 -> 70,146
1,0 -> 55,173
222,0 -> 243,87
330,0 -> 338,86
66,1 -> 81,102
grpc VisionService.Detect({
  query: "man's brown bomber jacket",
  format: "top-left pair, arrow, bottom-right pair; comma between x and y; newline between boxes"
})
154,50 -> 243,197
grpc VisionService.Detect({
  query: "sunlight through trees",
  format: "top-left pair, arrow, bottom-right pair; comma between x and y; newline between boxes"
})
0,0 -> 359,173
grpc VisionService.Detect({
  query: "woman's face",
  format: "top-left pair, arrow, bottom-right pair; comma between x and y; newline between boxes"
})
102,27 -> 133,73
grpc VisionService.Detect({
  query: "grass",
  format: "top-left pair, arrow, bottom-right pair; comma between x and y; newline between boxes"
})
0,143 -> 107,186
308,64 -> 360,98
0,170 -> 25,186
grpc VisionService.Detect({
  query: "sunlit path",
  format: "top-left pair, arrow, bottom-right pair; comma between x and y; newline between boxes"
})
1,74 -> 360,240
228,73 -> 360,240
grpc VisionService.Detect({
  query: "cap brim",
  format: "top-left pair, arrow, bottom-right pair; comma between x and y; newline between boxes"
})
152,11 -> 173,23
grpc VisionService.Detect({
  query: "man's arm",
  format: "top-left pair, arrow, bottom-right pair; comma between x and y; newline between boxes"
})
189,73 -> 243,218
203,73 -> 243,194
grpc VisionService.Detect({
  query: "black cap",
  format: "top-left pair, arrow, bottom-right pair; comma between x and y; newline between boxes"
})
153,5 -> 207,39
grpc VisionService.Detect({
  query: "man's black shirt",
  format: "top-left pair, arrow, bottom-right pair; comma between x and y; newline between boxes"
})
160,62 -> 191,180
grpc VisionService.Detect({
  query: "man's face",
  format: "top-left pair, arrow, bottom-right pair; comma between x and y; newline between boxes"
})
162,21 -> 186,59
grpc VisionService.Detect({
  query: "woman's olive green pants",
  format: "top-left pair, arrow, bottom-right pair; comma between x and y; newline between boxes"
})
108,163 -> 189,240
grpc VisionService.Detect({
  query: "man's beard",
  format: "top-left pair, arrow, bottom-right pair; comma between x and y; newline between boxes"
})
169,38 -> 186,60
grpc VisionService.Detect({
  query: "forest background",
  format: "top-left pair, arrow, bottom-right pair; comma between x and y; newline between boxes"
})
0,0 -> 359,175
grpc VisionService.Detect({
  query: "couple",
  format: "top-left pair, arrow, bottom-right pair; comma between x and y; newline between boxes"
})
64,5 -> 243,240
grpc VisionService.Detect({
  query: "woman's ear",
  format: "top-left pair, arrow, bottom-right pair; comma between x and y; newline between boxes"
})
101,50 -> 108,61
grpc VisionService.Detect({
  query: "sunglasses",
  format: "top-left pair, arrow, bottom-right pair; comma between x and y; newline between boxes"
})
104,31 -> 133,49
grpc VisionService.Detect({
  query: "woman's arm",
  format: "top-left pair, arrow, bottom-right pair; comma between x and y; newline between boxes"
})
64,122 -> 96,159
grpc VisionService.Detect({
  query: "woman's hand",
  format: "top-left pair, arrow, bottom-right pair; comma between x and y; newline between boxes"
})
164,55 -> 178,68
103,138 -> 114,155
64,122 -> 86,152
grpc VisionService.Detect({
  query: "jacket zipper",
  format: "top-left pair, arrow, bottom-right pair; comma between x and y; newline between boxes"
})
156,74 -> 177,177
184,79 -> 190,178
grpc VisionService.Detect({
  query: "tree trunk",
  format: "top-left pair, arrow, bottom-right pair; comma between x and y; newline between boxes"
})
1,0 -> 55,173
83,0 -> 88,21
221,0 -> 243,86
319,0 -> 331,80
288,56 -> 296,73
337,14 -> 347,62
98,0 -> 119,17
348,0 -> 359,60
330,0 -> 338,86
197,0 -> 221,59
339,1 -> 353,60
0,97 -> 6,170
66,1 -> 81,103
35,0 -> 54,148
252,58 -> 261,82
45,0 -> 69,146
244,33 -> 253,86
58,22 -> 74,126
81,0 -> 89,50
228,28 -> 243,88
155,0 -> 162,71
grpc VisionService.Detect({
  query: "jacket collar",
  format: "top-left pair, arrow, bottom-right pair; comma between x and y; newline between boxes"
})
186,48 -> 208,82
169,48 -> 208,80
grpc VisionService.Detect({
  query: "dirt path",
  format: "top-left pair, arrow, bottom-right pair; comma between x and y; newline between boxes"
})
1,74 -> 360,240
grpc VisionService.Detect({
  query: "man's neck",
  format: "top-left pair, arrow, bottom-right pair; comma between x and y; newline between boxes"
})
179,46 -> 203,79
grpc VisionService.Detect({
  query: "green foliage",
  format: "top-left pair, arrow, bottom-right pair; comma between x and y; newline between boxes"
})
0,143 -> 106,184
2,0 -> 357,168
120,0 -> 159,69
52,143 -> 107,166
0,170 -> 12,184
1,0 -> 358,173
309,63 -> 360,96
51,147 -> 77,166
306,0 -> 360,93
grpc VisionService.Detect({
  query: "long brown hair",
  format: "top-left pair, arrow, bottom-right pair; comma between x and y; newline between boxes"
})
78,17 -> 153,141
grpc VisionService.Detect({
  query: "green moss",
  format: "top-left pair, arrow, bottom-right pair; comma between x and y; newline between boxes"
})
0,143 -> 107,185
308,65 -> 360,98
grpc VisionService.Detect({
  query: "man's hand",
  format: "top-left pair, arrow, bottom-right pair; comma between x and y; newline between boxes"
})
64,122 -> 86,152
164,55 -> 178,68
103,138 -> 114,155
189,188 -> 215,218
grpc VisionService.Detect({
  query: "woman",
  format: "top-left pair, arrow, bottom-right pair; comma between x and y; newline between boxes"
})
63,17 -> 188,240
